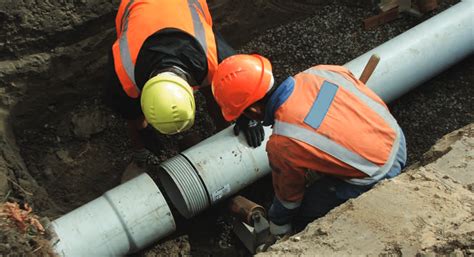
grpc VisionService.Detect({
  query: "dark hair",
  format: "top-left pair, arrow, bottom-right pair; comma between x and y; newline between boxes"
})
149,66 -> 197,85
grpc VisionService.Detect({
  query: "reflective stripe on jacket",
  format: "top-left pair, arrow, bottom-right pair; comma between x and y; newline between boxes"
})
112,0 -> 218,98
270,65 -> 401,187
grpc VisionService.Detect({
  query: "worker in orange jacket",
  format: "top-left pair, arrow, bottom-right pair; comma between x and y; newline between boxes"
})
104,0 -> 265,181
212,54 -> 407,236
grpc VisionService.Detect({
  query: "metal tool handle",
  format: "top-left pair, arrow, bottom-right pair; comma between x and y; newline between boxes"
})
229,195 -> 266,226
359,54 -> 380,84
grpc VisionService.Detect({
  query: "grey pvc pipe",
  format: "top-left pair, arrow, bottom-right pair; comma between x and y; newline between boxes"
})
50,174 -> 175,257
344,0 -> 474,103
160,126 -> 273,218
159,0 -> 474,219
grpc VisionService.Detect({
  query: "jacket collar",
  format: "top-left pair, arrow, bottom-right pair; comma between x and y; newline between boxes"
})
263,76 -> 295,126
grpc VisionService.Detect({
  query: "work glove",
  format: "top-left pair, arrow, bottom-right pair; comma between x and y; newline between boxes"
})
234,116 -> 265,148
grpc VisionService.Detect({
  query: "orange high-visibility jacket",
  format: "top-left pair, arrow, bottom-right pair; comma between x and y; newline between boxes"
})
267,65 -> 402,203
112,0 -> 218,98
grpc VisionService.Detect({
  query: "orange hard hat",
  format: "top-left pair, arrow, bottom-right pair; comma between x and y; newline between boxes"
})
211,54 -> 273,121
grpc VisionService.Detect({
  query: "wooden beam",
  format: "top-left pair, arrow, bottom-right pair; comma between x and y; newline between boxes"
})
363,7 -> 399,30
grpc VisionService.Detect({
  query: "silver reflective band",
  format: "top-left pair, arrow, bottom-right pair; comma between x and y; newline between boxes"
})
274,121 -> 381,176
188,0 -> 208,56
118,0 -> 139,93
278,198 -> 302,209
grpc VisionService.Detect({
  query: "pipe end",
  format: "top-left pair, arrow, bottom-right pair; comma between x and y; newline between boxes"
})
159,154 -> 210,218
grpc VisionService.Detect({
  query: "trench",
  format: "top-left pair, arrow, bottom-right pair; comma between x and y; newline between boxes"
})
4,0 -> 473,256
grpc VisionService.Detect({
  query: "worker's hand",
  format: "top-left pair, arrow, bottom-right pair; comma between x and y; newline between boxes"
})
234,116 -> 265,148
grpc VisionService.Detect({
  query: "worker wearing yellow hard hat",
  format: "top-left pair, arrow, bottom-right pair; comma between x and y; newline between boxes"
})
104,0 -> 265,182
140,72 -> 195,135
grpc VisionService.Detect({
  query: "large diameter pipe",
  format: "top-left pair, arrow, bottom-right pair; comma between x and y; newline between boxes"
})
159,126 -> 273,218
159,0 -> 473,220
50,174 -> 175,257
344,0 -> 474,103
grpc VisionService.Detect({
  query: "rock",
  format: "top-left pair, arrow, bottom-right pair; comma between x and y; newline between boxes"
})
71,109 -> 107,139
43,167 -> 55,180
55,149 -> 74,164
291,236 -> 301,242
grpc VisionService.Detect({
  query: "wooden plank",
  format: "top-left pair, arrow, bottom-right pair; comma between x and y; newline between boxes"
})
363,7 -> 399,30
359,54 -> 381,84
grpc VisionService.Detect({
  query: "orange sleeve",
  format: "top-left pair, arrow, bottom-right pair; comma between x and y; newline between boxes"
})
267,140 -> 306,203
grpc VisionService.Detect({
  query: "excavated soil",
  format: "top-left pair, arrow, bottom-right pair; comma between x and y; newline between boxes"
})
0,0 -> 473,256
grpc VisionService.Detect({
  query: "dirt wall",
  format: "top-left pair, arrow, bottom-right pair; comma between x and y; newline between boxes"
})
0,0 -> 120,217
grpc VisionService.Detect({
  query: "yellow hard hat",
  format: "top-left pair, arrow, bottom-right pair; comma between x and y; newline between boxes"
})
140,72 -> 195,135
